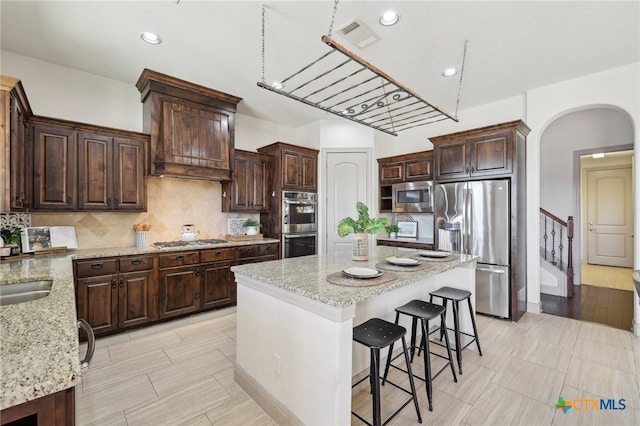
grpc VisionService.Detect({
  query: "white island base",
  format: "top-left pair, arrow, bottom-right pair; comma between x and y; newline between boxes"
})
233,249 -> 477,425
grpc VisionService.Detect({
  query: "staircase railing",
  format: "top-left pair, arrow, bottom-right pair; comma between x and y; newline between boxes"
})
539,208 -> 574,297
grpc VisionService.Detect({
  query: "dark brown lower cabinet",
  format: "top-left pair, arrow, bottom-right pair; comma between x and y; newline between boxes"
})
75,256 -> 156,336
0,387 -> 75,426
201,247 -> 236,309
157,265 -> 201,319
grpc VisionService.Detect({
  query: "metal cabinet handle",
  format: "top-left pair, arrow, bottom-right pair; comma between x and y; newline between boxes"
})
131,259 -> 142,265
465,167 -> 469,174
119,279 -> 124,288
215,251 -> 223,256
91,263 -> 103,269
196,267 -> 200,276
470,166 -> 475,173
68,196 -> 73,205
107,198 -> 112,207
114,196 -> 119,208
176,255 -> 185,260
111,279 -> 117,289
78,319 -> 95,370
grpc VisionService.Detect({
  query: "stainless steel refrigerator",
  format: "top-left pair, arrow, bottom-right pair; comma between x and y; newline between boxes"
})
434,180 -> 510,318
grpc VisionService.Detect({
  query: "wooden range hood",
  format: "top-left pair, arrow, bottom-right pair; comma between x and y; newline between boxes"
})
136,69 -> 242,181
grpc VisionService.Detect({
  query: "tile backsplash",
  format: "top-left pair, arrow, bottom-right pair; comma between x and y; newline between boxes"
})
30,177 -> 258,249
0,212 -> 31,232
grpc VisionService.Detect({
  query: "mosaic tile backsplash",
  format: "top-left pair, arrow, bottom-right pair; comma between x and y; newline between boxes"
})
28,177 -> 259,249
0,213 -> 31,232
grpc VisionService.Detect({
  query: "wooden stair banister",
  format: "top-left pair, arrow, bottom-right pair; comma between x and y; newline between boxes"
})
539,208 -> 574,298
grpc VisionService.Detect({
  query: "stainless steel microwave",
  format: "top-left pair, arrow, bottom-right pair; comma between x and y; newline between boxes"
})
392,181 -> 433,213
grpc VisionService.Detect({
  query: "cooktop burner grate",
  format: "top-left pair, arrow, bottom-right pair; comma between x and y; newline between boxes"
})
153,239 -> 227,248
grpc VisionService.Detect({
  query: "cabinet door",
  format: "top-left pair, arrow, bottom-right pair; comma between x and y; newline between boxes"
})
162,100 -> 231,172
380,162 -> 404,183
32,124 -> 76,210
468,130 -> 513,177
201,260 -> 235,309
282,150 -> 301,188
119,270 -> 156,329
228,153 -> 251,210
76,274 -> 118,335
9,92 -> 30,211
113,137 -> 146,210
434,138 -> 469,181
158,266 -> 200,319
251,155 -> 269,210
78,132 -> 112,210
300,153 -> 317,191
405,157 -> 432,181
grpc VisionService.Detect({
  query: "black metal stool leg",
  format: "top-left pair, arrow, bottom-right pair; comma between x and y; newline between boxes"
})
420,318 -> 433,411
371,348 -> 382,426
401,336 -> 422,423
441,311 -> 458,383
452,300 -> 463,374
439,299 -> 447,342
468,297 -> 483,356
382,341 -> 395,385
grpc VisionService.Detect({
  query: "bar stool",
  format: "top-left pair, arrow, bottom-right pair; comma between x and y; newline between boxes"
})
382,300 -> 457,412
352,318 -> 422,426
429,286 -> 482,375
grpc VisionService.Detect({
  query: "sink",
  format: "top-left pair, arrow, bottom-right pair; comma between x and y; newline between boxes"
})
0,280 -> 53,306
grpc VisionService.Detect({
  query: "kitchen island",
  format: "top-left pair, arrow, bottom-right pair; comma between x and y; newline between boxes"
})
231,246 -> 478,425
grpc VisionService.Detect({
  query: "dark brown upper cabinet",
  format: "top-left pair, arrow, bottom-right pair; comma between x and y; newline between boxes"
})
377,150 -> 433,212
258,142 -> 319,192
222,149 -> 270,212
431,121 -> 529,182
136,69 -> 242,181
31,117 -> 148,212
77,132 -> 147,211
1,76 -> 33,212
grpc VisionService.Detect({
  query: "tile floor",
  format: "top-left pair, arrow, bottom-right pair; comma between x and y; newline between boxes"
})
77,308 -> 640,425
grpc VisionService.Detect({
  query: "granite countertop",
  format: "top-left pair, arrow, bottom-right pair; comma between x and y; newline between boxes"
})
0,237 -> 279,410
231,246 -> 477,308
0,254 -> 80,410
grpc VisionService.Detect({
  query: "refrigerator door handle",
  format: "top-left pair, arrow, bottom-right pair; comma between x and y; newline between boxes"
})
465,187 -> 472,254
476,267 -> 506,274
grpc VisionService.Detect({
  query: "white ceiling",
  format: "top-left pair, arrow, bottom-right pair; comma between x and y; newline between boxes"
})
1,1 -> 638,131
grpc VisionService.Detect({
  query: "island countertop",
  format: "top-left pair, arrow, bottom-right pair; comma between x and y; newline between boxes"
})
231,246 -> 477,308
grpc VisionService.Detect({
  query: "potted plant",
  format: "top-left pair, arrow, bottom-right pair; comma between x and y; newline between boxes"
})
337,202 -> 387,261
1,227 -> 22,256
243,219 -> 261,236
385,224 -> 400,239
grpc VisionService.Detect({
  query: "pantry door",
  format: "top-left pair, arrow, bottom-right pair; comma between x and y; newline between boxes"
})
586,166 -> 633,267
324,150 -> 371,255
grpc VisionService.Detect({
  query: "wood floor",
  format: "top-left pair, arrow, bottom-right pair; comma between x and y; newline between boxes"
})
77,306 -> 640,425
541,284 -> 634,331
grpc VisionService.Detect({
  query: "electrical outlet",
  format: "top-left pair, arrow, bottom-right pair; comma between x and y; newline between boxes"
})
274,353 -> 281,376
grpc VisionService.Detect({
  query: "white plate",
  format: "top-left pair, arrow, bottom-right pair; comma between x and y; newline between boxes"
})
343,267 -> 382,279
418,250 -> 450,258
386,256 -> 420,266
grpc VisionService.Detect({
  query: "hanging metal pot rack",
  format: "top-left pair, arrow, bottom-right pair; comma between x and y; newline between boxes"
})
258,3 -> 465,136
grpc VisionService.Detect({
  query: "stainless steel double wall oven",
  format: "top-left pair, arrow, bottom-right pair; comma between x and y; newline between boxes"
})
282,191 -> 317,258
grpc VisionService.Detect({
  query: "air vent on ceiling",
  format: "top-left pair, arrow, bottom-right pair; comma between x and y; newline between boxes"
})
336,18 -> 380,49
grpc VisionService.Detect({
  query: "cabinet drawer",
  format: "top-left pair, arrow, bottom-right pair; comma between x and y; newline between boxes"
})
259,243 -> 279,256
76,258 -> 118,278
119,255 -> 154,273
158,251 -> 200,268
236,245 -> 260,259
201,248 -> 235,263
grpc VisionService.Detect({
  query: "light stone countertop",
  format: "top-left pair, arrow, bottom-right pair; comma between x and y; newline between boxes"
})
231,246 -> 477,308
0,238 -> 279,410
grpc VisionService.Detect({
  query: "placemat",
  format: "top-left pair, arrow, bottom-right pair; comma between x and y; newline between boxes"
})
375,260 -> 434,272
326,271 -> 398,287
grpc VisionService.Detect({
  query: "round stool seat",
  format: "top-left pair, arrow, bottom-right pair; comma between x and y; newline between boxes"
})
353,318 -> 407,349
429,286 -> 471,301
395,300 -> 445,320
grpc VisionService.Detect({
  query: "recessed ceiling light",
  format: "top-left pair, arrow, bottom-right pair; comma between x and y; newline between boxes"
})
271,81 -> 284,90
140,32 -> 163,45
592,153 -> 605,159
379,10 -> 399,26
442,68 -> 457,77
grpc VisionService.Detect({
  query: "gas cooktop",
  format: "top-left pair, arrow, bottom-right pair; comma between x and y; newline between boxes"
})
153,239 -> 227,248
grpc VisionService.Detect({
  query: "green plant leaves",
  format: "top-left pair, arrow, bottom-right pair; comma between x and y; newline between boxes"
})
337,202 -> 387,237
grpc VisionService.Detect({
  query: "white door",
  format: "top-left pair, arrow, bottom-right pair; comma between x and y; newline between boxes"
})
586,167 -> 633,267
325,150 -> 370,254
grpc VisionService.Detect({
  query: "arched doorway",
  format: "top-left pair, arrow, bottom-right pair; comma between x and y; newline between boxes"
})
539,106 -> 635,330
